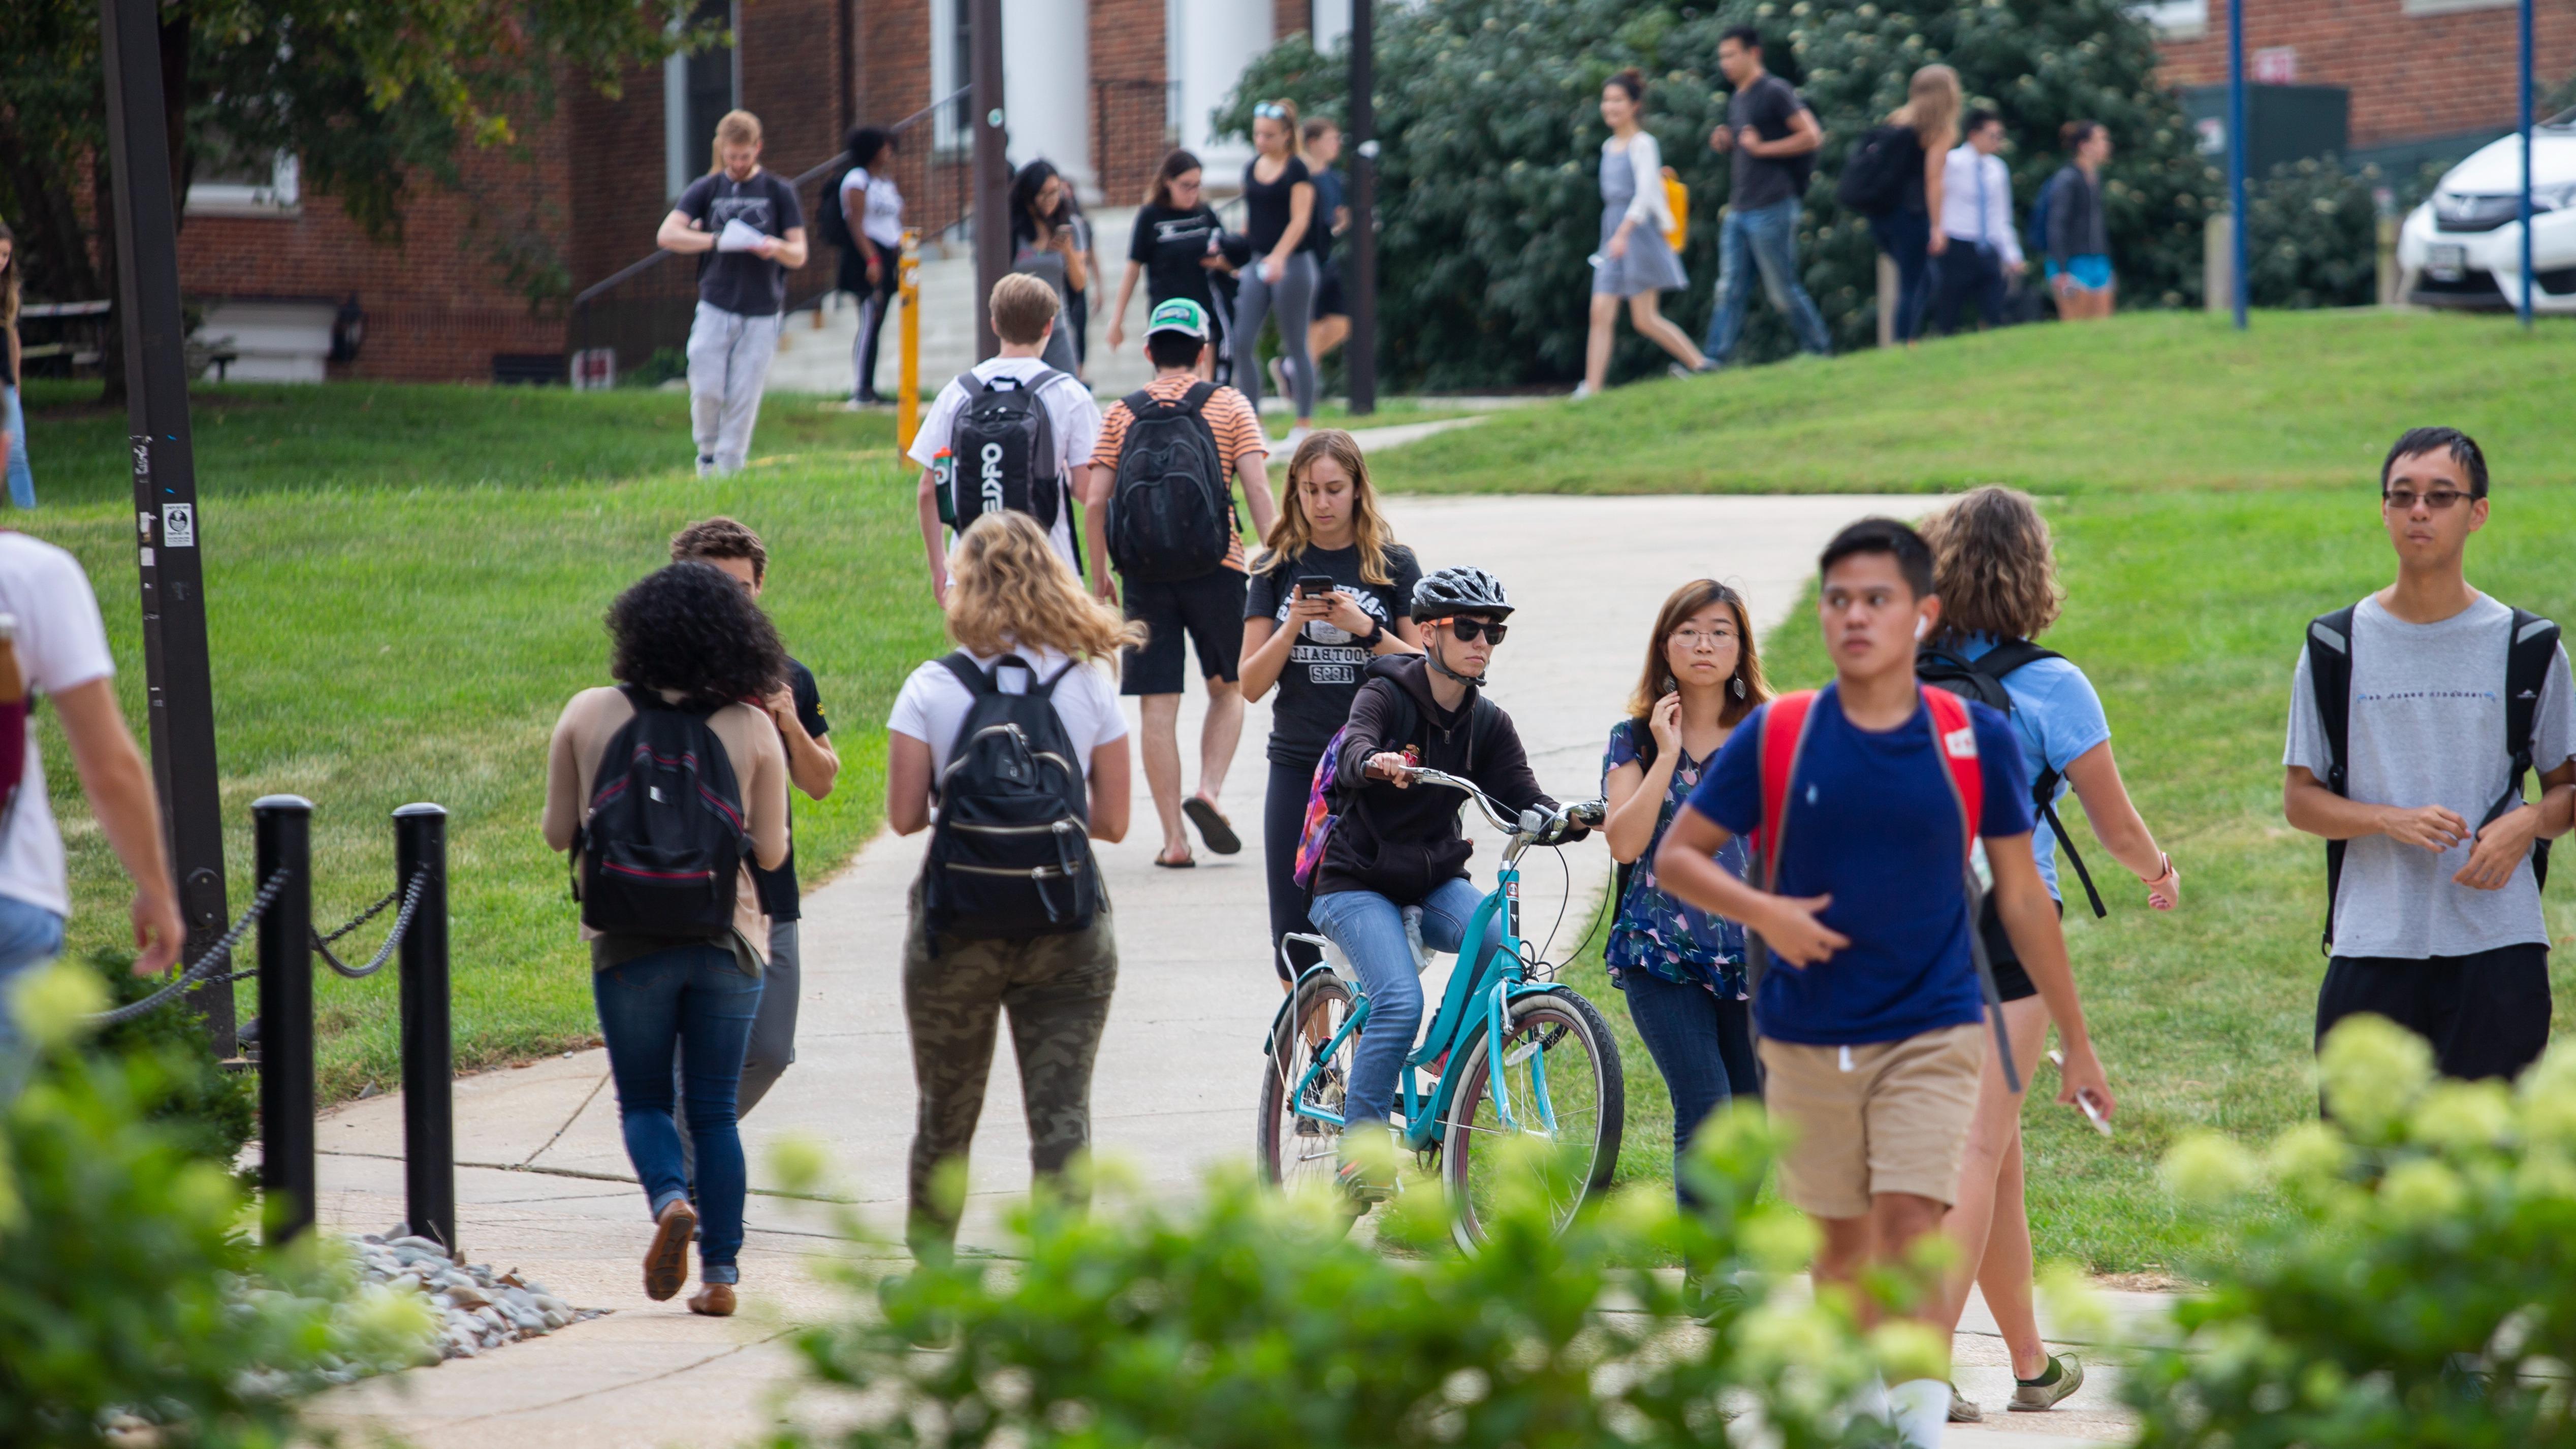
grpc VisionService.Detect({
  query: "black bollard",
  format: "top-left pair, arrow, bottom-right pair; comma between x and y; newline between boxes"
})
394,803 -> 455,1254
253,795 -> 315,1244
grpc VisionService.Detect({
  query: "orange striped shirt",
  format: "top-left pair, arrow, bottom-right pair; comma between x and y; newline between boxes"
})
1090,376 -> 1269,573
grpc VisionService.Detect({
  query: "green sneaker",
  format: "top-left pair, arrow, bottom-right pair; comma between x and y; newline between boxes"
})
2008,1353 -> 2084,1411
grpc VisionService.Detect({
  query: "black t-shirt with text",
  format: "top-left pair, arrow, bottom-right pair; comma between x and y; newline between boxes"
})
751,657 -> 830,922
1728,74 -> 1814,211
1129,201 -> 1226,312
1245,542 -> 1423,769
675,170 -> 807,316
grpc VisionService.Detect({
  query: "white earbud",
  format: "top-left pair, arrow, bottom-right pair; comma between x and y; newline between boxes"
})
1913,616 -> 1930,642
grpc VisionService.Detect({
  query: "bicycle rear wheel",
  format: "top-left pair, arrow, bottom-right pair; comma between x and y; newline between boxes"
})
1257,970 -> 1359,1192
1440,990 -> 1625,1249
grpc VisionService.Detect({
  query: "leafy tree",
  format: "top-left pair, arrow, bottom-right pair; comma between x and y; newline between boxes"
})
0,0 -> 710,395
1220,0 -> 2216,389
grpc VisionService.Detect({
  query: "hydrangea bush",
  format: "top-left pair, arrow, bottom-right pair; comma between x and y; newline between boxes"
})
2130,1014 -> 2576,1447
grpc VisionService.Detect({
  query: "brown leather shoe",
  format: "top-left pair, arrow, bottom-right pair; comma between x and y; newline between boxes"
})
687,1282 -> 737,1317
643,1199 -> 696,1302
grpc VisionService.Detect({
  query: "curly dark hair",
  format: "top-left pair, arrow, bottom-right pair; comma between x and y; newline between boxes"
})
605,562 -> 788,706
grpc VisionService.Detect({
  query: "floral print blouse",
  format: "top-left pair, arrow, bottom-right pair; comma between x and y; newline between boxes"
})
1601,718 -> 1750,1000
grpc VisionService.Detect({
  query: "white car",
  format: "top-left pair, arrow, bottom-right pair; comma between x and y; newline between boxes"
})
2397,108 -> 2576,312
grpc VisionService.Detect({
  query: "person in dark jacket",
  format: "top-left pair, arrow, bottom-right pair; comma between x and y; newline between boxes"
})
1306,566 -> 1584,1200
2043,122 -> 2115,320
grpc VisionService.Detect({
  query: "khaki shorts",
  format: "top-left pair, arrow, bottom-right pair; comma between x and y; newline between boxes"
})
1759,1022 -> 1986,1220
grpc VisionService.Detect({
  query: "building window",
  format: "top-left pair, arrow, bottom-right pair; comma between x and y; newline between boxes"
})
2400,0 -> 2513,14
2129,0 -> 2209,37
185,148 -> 299,217
664,0 -> 739,199
931,0 -> 973,152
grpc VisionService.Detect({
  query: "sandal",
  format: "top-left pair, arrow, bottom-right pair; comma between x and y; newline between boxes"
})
1155,849 -> 1196,868
1182,797 -> 1242,855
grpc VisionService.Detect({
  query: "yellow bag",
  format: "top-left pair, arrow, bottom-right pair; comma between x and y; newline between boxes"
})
1661,166 -> 1689,252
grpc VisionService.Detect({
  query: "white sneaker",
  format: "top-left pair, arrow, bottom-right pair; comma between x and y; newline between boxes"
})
1276,426 -> 1309,453
1570,382 -> 1596,401
696,455 -> 716,478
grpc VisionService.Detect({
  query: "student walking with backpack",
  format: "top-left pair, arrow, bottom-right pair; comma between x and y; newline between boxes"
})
1839,66 -> 1959,346
1698,28 -> 1834,370
655,110 -> 808,476
2285,428 -> 2576,1084
831,126 -> 903,406
1080,298 -> 1280,869
1600,580 -> 1769,1200
1239,430 -> 1422,982
1105,150 -> 1235,382
1580,68 -> 1713,399
1235,100 -> 1320,447
1915,487 -> 2178,1423
543,562 -> 790,1315
2041,123 -> 2116,320
884,510 -> 1137,1253
910,273 -> 1104,601
1654,519 -> 2113,1449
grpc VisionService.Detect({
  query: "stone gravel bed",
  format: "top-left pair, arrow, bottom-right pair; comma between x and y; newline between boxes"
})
353,1233 -> 606,1361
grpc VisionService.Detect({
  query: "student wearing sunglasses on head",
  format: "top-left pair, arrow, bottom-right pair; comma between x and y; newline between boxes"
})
2285,427 -> 2576,1086
1305,566 -> 1585,1203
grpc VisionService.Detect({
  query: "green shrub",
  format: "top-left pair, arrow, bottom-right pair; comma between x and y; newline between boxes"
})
2127,1015 -> 2576,1446
774,1114 -> 1958,1449
1219,0 -> 2214,388
2244,156 -> 2446,310
1,964 -> 435,1446
85,947 -> 258,1169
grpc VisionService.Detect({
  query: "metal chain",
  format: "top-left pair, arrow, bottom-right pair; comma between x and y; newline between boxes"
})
311,868 -> 430,980
316,881 -> 405,946
85,865 -> 293,1028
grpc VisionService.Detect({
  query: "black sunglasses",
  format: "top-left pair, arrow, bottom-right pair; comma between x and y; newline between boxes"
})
1425,616 -> 1509,644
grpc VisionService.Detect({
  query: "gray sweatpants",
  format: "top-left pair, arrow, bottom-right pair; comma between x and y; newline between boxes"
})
1233,250 -> 1316,420
686,301 -> 784,474
676,917 -> 800,1188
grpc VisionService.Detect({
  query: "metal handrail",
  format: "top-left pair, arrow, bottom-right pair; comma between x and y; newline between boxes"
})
571,86 -> 969,310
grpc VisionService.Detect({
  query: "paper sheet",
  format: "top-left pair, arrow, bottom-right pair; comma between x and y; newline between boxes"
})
715,218 -> 768,253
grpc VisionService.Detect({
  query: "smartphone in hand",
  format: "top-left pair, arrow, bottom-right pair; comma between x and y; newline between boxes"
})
1297,575 -> 1336,599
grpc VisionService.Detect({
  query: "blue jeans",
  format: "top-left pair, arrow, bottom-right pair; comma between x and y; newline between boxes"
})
1869,211 -> 1934,343
1308,875 -> 1500,1131
1701,199 -> 1833,364
592,943 -> 763,1282
0,895 -> 68,1091
1617,970 -> 1761,1205
2,384 -> 35,510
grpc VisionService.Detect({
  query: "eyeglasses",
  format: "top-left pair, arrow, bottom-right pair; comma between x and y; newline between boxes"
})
1670,627 -> 1738,650
1424,617 -> 1508,645
2383,488 -> 2473,511
1254,103 -> 1290,119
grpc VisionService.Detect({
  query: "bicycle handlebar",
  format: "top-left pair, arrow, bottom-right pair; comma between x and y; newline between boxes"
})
1401,766 -> 1605,844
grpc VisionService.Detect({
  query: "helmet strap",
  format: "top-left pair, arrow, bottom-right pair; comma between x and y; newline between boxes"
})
1425,632 -> 1486,689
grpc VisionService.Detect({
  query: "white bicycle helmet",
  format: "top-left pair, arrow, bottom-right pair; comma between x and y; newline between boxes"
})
1411,565 -> 1513,621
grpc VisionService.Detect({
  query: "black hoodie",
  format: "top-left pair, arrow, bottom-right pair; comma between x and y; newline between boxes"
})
1314,655 -> 1557,905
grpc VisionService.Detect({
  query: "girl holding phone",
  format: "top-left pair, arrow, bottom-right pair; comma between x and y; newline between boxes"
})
1241,431 -> 1422,984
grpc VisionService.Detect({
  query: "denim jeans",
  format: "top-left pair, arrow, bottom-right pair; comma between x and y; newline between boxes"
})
1308,875 -> 1500,1131
676,917 -> 800,1189
0,895 -> 68,1078
2,383 -> 35,510
1701,199 -> 1833,364
593,943 -> 763,1283
1868,211 -> 1934,343
1617,970 -> 1761,1205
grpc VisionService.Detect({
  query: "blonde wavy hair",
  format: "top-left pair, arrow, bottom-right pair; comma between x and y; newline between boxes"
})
1921,486 -> 2062,643
945,510 -> 1146,660
1891,64 -> 1963,152
1255,429 -> 1402,586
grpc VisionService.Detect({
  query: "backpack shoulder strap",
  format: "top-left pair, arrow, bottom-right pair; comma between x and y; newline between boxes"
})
959,372 -> 992,398
1030,656 -> 1083,699
1121,388 -> 1156,417
938,651 -> 996,697
1177,380 -> 1219,415
1752,690 -> 1821,891
1921,686 -> 1986,857
1974,637 -> 2062,682
2306,606 -> 2358,954
2505,608 -> 2559,770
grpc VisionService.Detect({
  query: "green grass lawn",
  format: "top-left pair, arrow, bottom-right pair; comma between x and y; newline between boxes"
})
22,383 -> 943,1099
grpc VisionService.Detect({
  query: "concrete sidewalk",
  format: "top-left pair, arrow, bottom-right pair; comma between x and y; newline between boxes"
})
310,492 -> 2142,1446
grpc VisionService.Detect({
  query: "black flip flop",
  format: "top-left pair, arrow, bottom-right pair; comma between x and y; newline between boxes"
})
1155,851 -> 1196,868
1183,797 -> 1243,856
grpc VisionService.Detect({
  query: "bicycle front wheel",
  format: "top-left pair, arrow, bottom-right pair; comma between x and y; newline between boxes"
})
1256,969 -> 1358,1193
1441,990 -> 1625,1249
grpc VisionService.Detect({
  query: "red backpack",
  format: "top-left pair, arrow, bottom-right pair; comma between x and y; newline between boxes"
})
1744,684 -> 2020,1090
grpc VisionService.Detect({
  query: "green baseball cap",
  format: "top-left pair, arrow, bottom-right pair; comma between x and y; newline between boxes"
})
1146,297 -> 1210,341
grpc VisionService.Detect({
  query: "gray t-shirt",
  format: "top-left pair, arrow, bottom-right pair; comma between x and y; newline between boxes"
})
2283,593 -> 2576,959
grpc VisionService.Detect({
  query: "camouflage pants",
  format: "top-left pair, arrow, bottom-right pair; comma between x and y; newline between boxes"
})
903,876 -> 1118,1251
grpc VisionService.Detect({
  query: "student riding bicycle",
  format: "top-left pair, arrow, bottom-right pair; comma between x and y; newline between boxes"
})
1306,566 -> 1590,1200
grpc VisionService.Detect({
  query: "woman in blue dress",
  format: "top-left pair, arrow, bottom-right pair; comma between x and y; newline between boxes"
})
1581,69 -> 1711,398
1601,578 -> 1768,1202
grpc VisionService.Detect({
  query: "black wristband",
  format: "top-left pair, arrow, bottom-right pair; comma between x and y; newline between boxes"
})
1359,620 -> 1387,649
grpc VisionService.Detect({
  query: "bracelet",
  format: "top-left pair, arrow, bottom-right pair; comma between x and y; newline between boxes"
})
2139,852 -> 2174,885
1359,620 -> 1386,649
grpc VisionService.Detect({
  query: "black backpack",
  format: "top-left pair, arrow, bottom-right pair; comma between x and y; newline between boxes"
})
924,652 -> 1099,943
815,165 -> 855,251
939,370 -> 1083,571
1835,124 -> 1918,217
1106,382 -> 1234,583
1916,638 -> 2110,919
575,687 -> 751,938
2304,604 -> 2560,954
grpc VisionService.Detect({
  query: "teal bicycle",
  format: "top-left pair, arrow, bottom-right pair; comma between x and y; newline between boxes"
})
1256,768 -> 1624,1248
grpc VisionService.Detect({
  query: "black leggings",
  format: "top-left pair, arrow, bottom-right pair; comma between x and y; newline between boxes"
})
1264,758 -> 1322,982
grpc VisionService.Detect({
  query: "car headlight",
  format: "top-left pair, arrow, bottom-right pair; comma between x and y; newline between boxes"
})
2540,182 -> 2576,213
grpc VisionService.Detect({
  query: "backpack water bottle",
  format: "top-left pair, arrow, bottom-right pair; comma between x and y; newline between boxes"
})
576,688 -> 750,938
1106,382 -> 1233,583
925,653 -> 1099,941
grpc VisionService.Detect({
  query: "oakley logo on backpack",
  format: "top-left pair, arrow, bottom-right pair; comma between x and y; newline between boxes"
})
979,442 -> 1006,516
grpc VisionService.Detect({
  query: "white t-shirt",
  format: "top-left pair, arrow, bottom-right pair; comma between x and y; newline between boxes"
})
0,533 -> 119,918
887,646 -> 1126,780
836,165 -> 905,248
906,358 -> 1102,578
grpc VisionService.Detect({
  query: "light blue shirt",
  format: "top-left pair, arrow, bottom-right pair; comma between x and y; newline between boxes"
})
1960,633 -> 2110,899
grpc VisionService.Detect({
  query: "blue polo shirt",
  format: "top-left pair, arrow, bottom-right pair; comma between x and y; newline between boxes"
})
1688,686 -> 2033,1046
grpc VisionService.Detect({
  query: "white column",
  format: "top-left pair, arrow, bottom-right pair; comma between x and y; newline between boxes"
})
1168,0 -> 1274,186
1002,0 -> 1093,195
